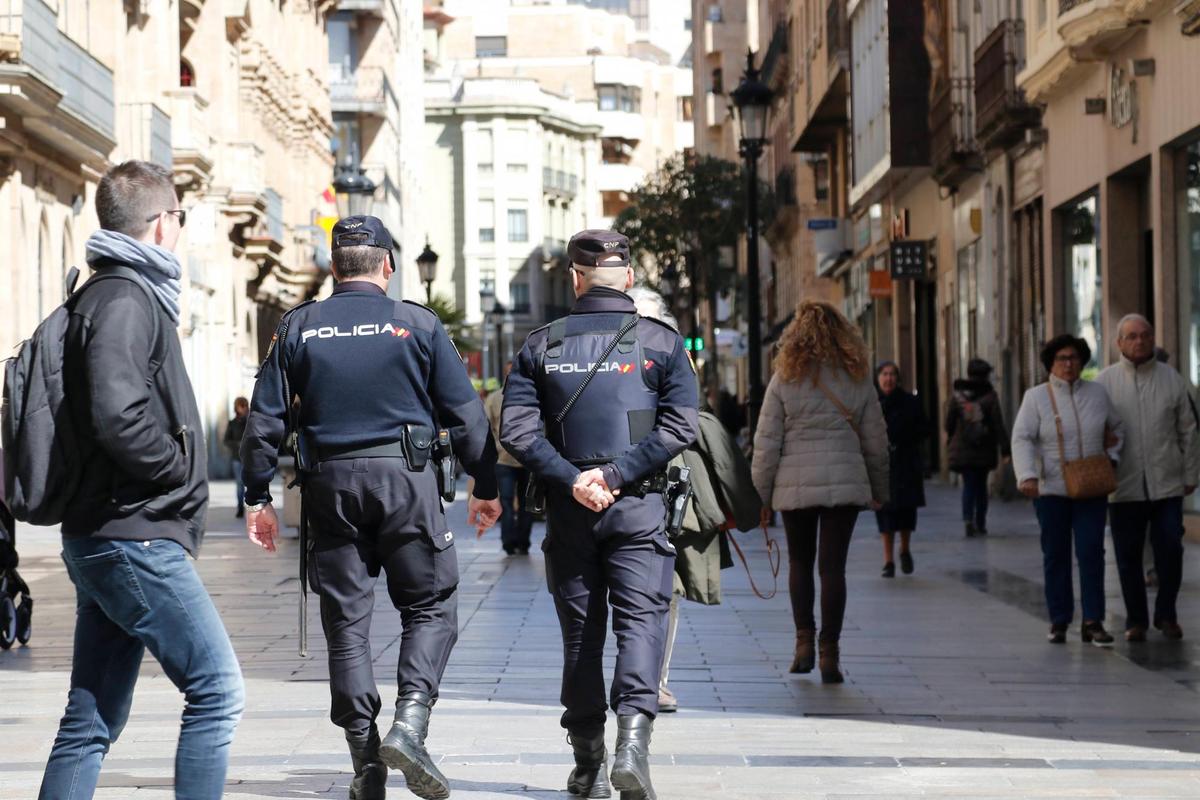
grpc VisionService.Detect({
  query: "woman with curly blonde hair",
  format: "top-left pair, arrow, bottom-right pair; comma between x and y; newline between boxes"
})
751,301 -> 890,682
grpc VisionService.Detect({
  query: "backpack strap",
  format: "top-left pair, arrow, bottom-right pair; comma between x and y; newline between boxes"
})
74,266 -> 164,371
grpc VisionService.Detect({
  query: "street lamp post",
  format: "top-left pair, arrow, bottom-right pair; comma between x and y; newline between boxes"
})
731,49 -> 772,438
416,241 -> 439,304
332,160 -> 377,218
479,283 -> 496,386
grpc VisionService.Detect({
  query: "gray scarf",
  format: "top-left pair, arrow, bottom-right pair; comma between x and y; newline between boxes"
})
85,229 -> 182,325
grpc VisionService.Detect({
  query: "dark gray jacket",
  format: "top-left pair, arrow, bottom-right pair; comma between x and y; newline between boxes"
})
61,266 -> 207,554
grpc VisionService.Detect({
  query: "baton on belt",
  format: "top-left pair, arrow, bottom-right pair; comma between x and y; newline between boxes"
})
298,486 -> 309,658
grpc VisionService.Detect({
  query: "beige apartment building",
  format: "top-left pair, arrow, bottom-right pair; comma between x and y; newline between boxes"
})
0,0 -> 336,474
439,0 -> 693,225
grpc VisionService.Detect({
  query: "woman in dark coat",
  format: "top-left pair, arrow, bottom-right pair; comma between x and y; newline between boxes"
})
875,362 -> 928,577
946,358 -> 1011,537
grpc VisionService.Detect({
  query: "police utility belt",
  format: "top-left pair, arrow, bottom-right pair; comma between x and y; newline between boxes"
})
307,424 -> 457,503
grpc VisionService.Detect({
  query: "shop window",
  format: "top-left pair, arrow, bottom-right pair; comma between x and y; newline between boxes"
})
475,36 -> 507,58
956,241 -> 980,375
1061,193 -> 1101,370
1179,142 -> 1200,386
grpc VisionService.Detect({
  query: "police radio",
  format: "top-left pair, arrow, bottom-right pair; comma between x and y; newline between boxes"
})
435,429 -> 456,503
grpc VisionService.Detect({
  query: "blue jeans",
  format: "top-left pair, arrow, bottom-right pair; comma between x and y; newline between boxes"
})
497,464 -> 534,552
960,468 -> 990,530
1109,498 -> 1185,629
231,459 -> 245,509
1033,496 -> 1108,626
40,538 -> 244,800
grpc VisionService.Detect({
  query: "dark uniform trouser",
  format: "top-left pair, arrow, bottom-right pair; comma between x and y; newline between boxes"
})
543,491 -> 675,732
304,457 -> 459,739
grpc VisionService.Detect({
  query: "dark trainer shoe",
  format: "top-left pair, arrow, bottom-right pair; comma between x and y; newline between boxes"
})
1047,624 -> 1067,644
899,551 -> 914,575
379,692 -> 450,800
567,727 -> 612,798
881,562 -> 895,579
610,714 -> 655,800
1081,621 -> 1114,647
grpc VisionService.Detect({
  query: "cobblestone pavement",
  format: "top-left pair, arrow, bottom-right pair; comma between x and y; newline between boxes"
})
3,480 -> 1200,798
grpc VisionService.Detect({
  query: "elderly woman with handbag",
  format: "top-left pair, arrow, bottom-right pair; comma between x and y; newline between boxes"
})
1011,334 -> 1125,645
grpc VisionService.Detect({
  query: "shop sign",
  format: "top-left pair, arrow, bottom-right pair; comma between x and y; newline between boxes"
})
890,239 -> 929,279
1109,64 -> 1139,143
869,267 -> 893,298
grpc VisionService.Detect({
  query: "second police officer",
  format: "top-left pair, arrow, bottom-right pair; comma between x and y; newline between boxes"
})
500,230 -> 699,800
240,216 -> 502,800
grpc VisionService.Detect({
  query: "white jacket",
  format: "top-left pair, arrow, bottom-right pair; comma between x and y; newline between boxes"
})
1095,357 -> 1200,502
1011,376 -> 1125,498
751,366 -> 890,510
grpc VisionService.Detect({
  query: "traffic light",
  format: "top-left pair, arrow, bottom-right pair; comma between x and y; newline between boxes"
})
684,334 -> 705,352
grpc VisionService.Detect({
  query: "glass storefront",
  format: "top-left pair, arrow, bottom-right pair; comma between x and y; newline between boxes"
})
1181,141 -> 1200,387
1062,194 -> 1102,371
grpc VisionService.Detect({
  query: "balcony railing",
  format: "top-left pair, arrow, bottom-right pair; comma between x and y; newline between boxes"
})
329,65 -> 389,115
118,102 -> 172,166
542,167 -> 578,197
930,77 -> 982,189
0,0 -> 115,142
974,19 -> 1040,150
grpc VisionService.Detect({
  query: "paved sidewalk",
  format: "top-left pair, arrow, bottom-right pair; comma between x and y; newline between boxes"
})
3,480 -> 1200,798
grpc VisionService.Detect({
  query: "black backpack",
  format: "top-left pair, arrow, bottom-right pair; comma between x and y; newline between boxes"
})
2,266 -> 159,525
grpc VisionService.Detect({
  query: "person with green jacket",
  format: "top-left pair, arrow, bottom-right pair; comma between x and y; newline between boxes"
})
628,287 -> 762,711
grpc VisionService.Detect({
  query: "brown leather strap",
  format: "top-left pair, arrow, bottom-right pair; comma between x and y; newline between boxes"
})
814,372 -> 862,439
1045,382 -> 1085,462
728,522 -> 780,600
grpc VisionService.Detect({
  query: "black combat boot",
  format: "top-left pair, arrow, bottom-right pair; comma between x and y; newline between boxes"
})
378,692 -> 451,800
346,726 -> 387,800
566,726 -> 612,798
609,713 -> 655,800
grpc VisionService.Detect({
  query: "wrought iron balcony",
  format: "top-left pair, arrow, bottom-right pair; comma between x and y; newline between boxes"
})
974,19 -> 1041,151
329,65 -> 390,116
761,20 -> 789,88
930,77 -> 982,189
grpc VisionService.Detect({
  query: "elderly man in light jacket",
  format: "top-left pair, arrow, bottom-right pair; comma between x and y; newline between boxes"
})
1096,314 -> 1199,642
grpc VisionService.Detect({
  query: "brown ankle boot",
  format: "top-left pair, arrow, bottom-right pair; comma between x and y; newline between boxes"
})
789,629 -> 815,674
819,639 -> 843,684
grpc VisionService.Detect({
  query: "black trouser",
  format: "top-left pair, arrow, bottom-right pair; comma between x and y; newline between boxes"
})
1109,498 -> 1185,630
304,457 -> 459,739
782,506 -> 859,643
960,468 -> 990,530
543,491 -> 675,732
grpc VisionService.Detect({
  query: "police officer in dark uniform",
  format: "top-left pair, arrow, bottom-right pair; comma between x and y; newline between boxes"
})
500,230 -> 698,800
241,216 -> 501,800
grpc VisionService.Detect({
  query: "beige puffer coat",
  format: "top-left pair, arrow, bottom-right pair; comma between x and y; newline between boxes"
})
751,366 -> 890,510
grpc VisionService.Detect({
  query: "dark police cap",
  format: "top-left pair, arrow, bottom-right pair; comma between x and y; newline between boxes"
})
567,229 -> 631,268
332,215 -> 395,252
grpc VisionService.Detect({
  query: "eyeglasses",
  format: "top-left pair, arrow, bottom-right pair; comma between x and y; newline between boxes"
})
1054,354 -> 1082,364
146,209 -> 187,227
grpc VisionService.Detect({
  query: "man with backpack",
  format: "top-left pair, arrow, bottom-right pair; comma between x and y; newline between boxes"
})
29,161 -> 243,799
946,358 -> 1010,536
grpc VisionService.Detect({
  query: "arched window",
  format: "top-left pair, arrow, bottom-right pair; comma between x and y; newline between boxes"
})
180,58 -> 196,87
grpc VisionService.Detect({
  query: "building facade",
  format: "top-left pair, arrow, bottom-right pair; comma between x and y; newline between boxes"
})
0,0 -> 337,476
424,76 -> 602,383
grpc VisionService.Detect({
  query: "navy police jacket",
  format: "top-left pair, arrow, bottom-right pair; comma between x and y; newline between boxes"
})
500,286 -> 699,491
241,281 -> 498,504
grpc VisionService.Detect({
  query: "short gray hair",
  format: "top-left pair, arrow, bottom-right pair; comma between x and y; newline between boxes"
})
627,285 -> 678,331
1117,313 -> 1153,339
571,262 -> 628,291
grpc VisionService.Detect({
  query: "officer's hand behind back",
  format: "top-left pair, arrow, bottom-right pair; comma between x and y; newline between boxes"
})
247,503 -> 279,553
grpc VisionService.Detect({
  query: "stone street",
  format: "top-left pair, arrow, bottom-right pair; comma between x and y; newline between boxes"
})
2,481 -> 1199,799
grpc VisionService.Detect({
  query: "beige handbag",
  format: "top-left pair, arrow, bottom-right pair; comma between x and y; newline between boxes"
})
1046,383 -> 1117,499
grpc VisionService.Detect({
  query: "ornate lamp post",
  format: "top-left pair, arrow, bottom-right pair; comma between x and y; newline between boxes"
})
731,49 -> 772,437
416,241 -> 439,303
332,160 -> 377,218
479,282 -> 496,385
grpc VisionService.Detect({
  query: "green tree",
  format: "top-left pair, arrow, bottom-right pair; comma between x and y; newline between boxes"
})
427,294 -> 479,353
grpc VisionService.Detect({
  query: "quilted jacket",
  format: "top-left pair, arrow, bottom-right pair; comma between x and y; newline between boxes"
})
751,366 -> 890,510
